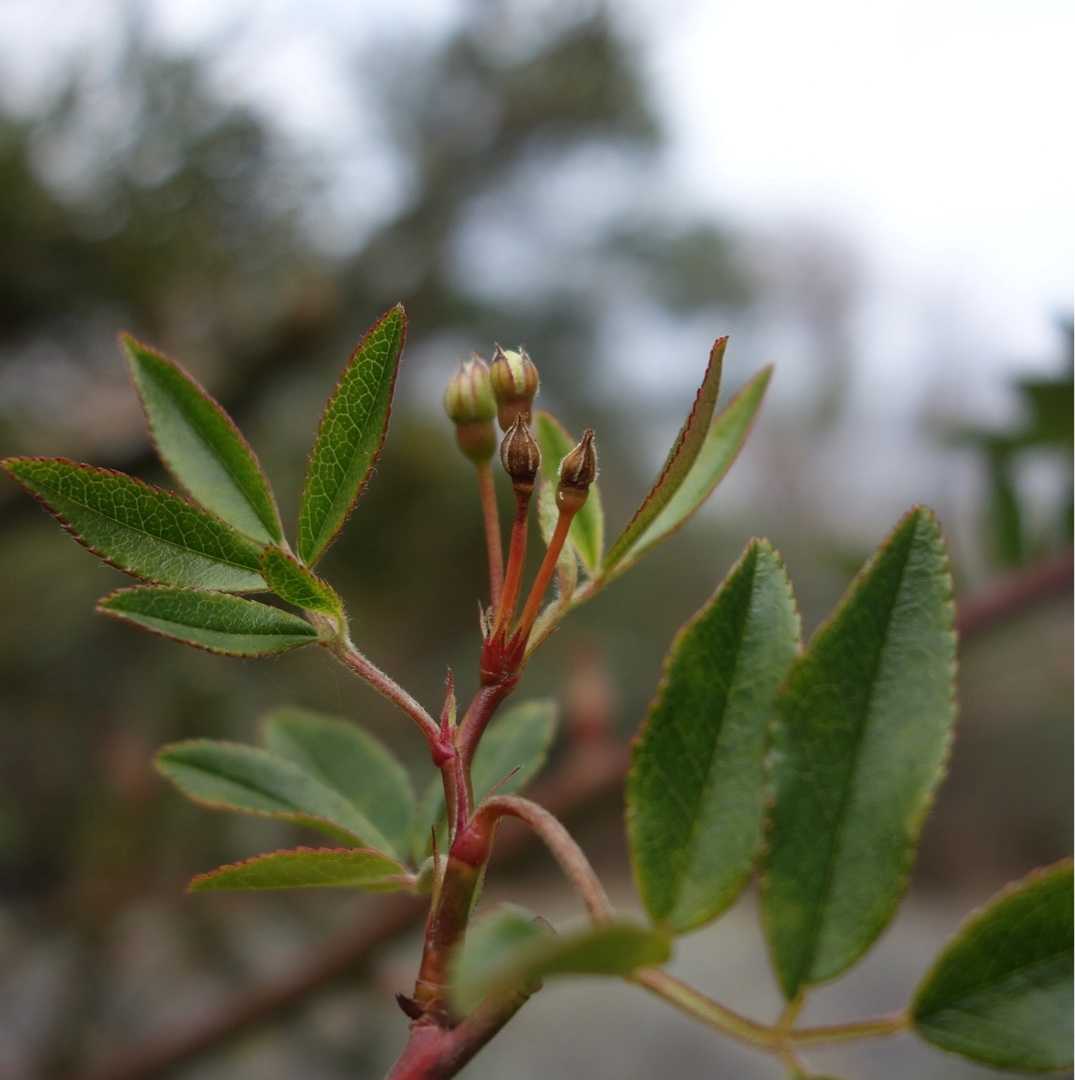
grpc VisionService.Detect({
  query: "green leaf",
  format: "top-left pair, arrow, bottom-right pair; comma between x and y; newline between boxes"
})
534,411 -> 604,574
607,366 -> 771,578
1,457 -> 265,591
628,541 -> 800,933
123,335 -> 283,544
99,587 -> 319,657
298,304 -> 406,565
410,700 -> 558,860
762,507 -> 956,999
261,547 -> 343,616
451,905 -> 671,1014
262,707 -> 415,861
603,337 -> 725,573
188,846 -> 413,893
911,860 -> 1073,1071
156,739 -> 396,852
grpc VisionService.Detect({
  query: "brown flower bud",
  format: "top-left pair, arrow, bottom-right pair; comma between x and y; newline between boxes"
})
556,428 -> 597,514
499,414 -> 541,494
444,355 -> 497,462
489,345 -> 540,431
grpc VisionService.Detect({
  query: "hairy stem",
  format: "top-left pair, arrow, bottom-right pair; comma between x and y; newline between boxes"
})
475,460 -> 504,608
458,682 -> 514,768
473,795 -> 612,922
387,983 -> 534,1080
326,637 -> 438,742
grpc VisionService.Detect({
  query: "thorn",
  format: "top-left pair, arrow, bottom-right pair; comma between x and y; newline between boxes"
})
485,765 -> 521,798
395,993 -> 424,1021
439,668 -> 457,734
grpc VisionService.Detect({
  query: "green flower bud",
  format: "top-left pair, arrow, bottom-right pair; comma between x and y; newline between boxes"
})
443,355 -> 496,424
499,414 -> 541,494
489,345 -> 540,431
444,355 -> 497,462
556,428 -> 597,514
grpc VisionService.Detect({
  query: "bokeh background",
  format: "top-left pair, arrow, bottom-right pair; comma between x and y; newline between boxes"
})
0,2 -> 1070,1077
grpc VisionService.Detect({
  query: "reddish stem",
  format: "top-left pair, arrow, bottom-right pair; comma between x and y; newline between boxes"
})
491,491 -> 530,637
514,507 -> 576,645
475,460 -> 504,607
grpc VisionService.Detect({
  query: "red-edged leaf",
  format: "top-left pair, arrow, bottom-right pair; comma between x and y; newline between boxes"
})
603,337 -> 725,573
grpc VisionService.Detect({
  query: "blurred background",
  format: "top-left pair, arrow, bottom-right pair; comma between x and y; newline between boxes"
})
0,1 -> 1070,1077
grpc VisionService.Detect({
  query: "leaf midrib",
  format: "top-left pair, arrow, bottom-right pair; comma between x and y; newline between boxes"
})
797,521 -> 917,988
153,374 -> 272,536
50,483 -> 259,575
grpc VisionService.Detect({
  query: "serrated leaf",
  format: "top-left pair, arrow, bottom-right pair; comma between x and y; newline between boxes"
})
298,304 -> 406,565
603,337 -> 725,573
123,335 -> 283,544
628,540 -> 800,933
533,411 -> 603,574
99,587 -> 318,656
261,547 -> 342,616
262,707 -> 415,861
451,905 -> 671,1014
1,457 -> 265,591
607,366 -> 771,579
762,507 -> 956,999
410,700 -> 558,861
189,846 -> 412,893
911,860 -> 1073,1071
156,739 -> 396,852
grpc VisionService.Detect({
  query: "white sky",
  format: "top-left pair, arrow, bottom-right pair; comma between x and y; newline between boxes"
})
639,0 -> 1073,360
1,0 -> 1070,400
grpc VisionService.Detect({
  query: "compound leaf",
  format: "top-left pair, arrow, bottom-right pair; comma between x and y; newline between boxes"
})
99,587 -> 318,656
262,707 -> 414,861
911,860 -> 1073,1071
298,304 -> 406,564
762,507 -> 956,999
189,846 -> 413,893
1,457 -> 266,591
156,739 -> 395,852
628,540 -> 800,933
123,335 -> 283,543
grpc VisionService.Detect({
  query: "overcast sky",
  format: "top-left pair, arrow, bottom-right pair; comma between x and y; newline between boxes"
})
2,0 -> 1070,401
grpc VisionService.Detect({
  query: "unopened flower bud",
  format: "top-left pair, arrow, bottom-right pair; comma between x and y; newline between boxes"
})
444,355 -> 497,462
489,345 -> 540,431
499,414 -> 541,494
556,428 -> 597,514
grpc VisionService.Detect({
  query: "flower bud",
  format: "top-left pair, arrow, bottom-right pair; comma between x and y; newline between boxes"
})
499,414 -> 541,495
444,355 -> 497,462
489,345 -> 540,431
556,428 -> 597,514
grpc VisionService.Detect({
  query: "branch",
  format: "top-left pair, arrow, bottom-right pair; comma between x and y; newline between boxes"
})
955,550 -> 1072,641
78,740 -> 629,1080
